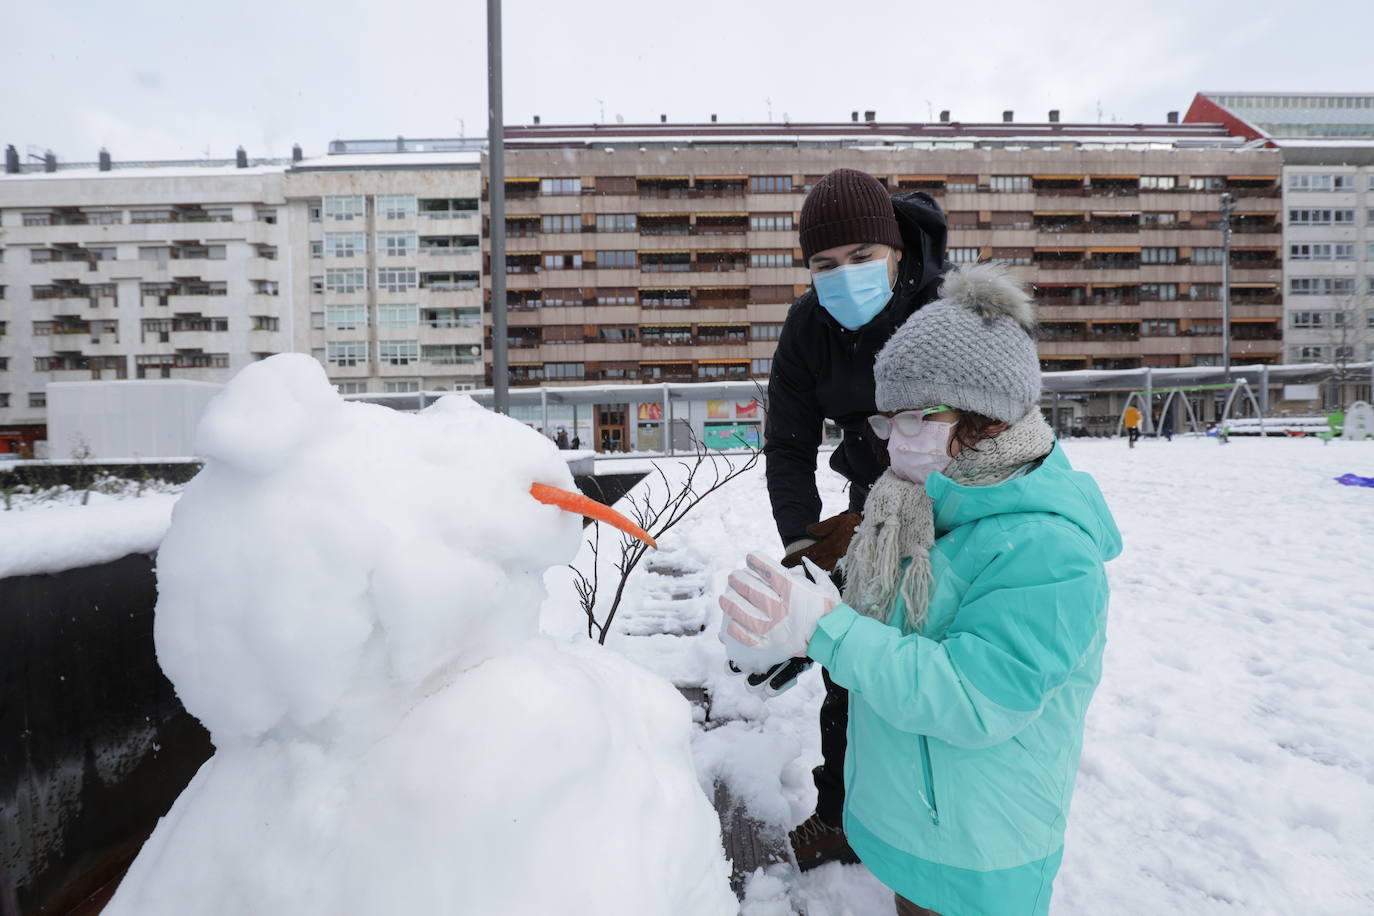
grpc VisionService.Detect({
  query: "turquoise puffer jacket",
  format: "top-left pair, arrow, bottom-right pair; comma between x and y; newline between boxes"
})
807,444 -> 1121,882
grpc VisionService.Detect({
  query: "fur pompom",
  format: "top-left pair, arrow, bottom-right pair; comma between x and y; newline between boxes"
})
938,263 -> 1036,331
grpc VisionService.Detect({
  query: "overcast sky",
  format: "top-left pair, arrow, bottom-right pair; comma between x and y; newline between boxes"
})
4,0 -> 1372,163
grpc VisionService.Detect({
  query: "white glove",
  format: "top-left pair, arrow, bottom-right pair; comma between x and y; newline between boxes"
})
718,553 -> 840,673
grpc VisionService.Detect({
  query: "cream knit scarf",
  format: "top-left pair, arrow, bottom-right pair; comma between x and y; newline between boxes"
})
839,407 -> 1056,631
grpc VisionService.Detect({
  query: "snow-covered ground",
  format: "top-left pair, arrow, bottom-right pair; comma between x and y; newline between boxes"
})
545,436 -> 1374,915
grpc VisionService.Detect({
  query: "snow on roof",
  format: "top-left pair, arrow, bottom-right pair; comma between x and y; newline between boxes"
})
0,163 -> 288,181
292,151 -> 482,171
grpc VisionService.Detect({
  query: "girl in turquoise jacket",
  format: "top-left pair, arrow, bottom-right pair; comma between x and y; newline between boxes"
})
721,263 -> 1121,916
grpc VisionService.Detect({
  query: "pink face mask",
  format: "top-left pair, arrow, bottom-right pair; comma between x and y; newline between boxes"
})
869,410 -> 954,486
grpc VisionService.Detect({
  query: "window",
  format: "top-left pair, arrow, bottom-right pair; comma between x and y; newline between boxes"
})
325,305 -> 368,329
251,316 -> 280,331
949,247 -> 980,264
327,341 -> 368,367
540,178 -> 582,196
379,340 -> 419,366
1190,284 -> 1221,300
1188,176 -> 1226,191
1367,243 -> 1374,261
1290,311 -> 1349,329
1334,209 -> 1356,224
1333,174 -> 1355,191
750,252 -> 791,268
378,304 -> 419,328
1369,277 -> 1374,296
1141,247 -> 1178,264
1140,283 -> 1178,301
1140,176 -> 1177,190
311,276 -> 325,294
255,207 -> 278,224
750,176 -> 794,193
377,267 -> 418,292
376,194 -> 417,220
750,214 -> 794,232
543,253 -> 583,270
752,358 -> 773,376
1289,345 -> 1347,362
251,280 -> 279,295
377,231 -> 417,257
1288,173 -> 1333,192
1192,247 -> 1224,264
325,268 -> 368,293
750,323 -> 783,341
596,288 -> 635,305
545,362 -> 585,379
323,195 -> 365,221
989,176 -> 1030,192
542,214 -> 580,234
336,382 -> 367,394
309,202 -> 322,222
310,241 -> 323,259
1334,244 -> 1355,260
1290,277 -> 1356,295
0,394 -> 8,408
1140,212 -> 1177,228
30,392 -> 46,408
596,250 -> 636,269
1142,319 -> 1178,336
385,380 -> 420,393
1289,208 -> 1331,225
595,214 -> 636,233
325,233 -> 367,258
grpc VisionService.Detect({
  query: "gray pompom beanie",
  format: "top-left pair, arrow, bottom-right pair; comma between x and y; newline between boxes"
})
874,263 -> 1041,422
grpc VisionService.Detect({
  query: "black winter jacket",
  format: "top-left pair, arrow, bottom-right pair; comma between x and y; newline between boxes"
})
764,191 -> 950,546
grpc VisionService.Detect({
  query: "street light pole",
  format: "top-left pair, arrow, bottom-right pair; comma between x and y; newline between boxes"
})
1219,192 -> 1236,379
487,0 -> 509,414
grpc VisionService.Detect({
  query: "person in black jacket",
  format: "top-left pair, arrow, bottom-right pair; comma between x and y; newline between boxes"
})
762,167 -> 949,870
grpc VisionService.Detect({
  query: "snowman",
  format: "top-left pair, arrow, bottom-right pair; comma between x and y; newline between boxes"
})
105,355 -> 735,915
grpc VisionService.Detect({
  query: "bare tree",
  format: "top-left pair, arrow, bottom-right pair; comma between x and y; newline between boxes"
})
571,430 -> 761,644
1324,294 -> 1367,408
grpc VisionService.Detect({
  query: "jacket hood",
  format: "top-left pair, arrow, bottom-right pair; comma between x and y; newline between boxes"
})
925,443 -> 1123,561
810,190 -> 951,337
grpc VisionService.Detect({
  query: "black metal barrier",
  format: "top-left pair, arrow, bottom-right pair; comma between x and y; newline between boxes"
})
0,470 -> 646,915
0,554 -> 213,915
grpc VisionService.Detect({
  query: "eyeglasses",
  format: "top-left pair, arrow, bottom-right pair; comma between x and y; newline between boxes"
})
867,406 -> 953,439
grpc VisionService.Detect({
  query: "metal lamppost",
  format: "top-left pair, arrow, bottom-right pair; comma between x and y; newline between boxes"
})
488,0 -> 509,414
1219,192 -> 1236,379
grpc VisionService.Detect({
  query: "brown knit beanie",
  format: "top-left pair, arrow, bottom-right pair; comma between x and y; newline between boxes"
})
799,168 -> 903,262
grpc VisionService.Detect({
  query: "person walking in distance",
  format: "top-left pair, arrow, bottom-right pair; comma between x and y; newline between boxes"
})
1123,404 -> 1142,448
762,167 -> 949,869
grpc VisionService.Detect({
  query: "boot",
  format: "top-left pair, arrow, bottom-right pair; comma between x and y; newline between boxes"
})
788,813 -> 860,871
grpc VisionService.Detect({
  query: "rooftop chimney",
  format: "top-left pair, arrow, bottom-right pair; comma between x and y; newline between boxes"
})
44,150 -> 57,172
533,115 -> 541,125
98,148 -> 111,171
1167,110 -> 1179,124
235,146 -> 248,168
864,110 -> 876,122
660,114 -> 667,123
6,145 -> 21,174
1048,109 -> 1060,123
1002,110 -> 1014,122
292,143 -> 303,162
939,110 -> 950,123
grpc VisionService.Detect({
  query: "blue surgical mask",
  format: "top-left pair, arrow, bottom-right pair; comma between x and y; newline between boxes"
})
812,259 -> 895,330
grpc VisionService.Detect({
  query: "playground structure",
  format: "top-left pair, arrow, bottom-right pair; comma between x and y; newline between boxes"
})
1114,379 -> 1266,438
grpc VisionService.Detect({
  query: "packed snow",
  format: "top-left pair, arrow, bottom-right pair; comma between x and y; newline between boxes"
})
544,434 -> 1374,915
103,355 -> 735,915
0,492 -> 179,579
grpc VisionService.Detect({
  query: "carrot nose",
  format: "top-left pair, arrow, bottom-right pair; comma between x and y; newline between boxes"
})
530,482 -> 658,549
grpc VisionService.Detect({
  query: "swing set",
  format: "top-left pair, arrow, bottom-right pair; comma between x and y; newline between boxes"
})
1114,379 -> 1266,438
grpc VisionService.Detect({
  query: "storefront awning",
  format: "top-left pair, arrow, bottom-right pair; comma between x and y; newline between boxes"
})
1090,175 -> 1140,180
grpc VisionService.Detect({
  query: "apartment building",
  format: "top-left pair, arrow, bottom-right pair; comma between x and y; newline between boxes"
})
1187,93 -> 1374,380
477,118 -> 1282,401
0,154 -> 292,451
282,150 -> 486,395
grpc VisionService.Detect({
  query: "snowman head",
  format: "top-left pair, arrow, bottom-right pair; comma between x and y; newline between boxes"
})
155,355 -> 652,742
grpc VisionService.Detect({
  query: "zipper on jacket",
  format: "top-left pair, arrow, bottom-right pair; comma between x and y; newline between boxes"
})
918,736 -> 940,826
